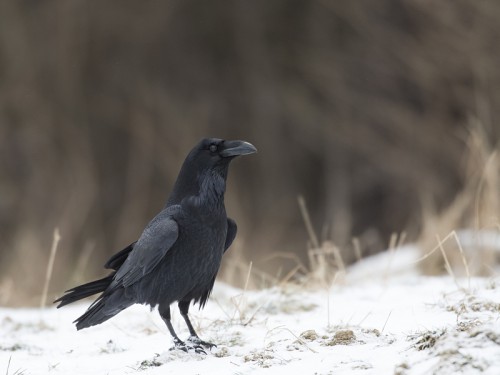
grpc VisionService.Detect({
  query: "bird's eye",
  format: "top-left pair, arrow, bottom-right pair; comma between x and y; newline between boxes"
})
209,144 -> 218,153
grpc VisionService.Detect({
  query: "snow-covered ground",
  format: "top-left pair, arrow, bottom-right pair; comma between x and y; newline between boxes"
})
2,246 -> 500,375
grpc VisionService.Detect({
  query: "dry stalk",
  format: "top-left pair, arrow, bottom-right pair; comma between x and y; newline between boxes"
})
411,230 -> 471,292
40,228 -> 61,309
383,232 -> 405,284
352,237 -> 362,261
278,264 -> 305,286
397,231 -> 407,248
381,310 -> 392,333
388,233 -> 398,250
308,245 -> 335,286
265,325 -> 318,353
474,150 -> 497,231
0,278 -> 14,305
298,195 -> 319,249
450,231 -> 471,290
331,244 -> 346,275
231,261 -> 253,322
357,311 -> 372,326
436,234 -> 460,290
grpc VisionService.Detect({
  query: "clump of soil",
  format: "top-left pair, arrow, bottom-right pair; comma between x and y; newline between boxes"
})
326,330 -> 356,346
300,330 -> 318,341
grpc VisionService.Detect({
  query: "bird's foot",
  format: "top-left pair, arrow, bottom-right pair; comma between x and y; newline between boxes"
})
187,335 -> 217,351
170,337 -> 207,355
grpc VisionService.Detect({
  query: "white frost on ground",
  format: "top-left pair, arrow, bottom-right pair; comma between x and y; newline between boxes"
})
1,247 -> 500,375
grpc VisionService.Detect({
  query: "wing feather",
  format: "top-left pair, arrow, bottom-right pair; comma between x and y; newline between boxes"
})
104,241 -> 136,270
224,218 -> 237,252
113,207 -> 180,287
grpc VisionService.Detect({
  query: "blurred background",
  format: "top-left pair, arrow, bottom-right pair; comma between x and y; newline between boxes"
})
1,0 -> 500,306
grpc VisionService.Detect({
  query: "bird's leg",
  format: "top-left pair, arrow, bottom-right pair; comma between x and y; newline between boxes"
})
158,303 -> 189,352
178,300 -> 216,351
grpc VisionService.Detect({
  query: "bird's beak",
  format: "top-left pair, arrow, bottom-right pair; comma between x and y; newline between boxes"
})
220,140 -> 257,157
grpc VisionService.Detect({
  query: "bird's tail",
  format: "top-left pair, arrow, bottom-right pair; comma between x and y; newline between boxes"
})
73,288 -> 132,330
54,275 -> 115,308
55,276 -> 133,330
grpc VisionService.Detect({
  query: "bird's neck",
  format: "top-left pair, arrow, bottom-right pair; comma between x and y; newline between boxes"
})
198,169 -> 226,208
166,160 -> 200,206
166,162 -> 228,211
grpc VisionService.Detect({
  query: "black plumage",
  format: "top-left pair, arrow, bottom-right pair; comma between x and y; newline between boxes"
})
55,138 -> 257,352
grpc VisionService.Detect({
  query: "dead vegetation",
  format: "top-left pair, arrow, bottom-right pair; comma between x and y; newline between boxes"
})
409,329 -> 446,351
419,123 -> 500,276
138,354 -> 162,370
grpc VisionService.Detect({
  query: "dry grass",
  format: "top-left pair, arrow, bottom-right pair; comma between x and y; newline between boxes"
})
419,123 -> 500,276
409,329 -> 446,351
298,196 -> 347,287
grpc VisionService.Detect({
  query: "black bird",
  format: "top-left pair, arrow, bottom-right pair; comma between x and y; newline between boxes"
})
55,138 -> 257,353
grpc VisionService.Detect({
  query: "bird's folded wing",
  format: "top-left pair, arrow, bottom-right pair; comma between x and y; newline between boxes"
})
113,207 -> 180,287
224,218 -> 237,252
104,241 -> 137,270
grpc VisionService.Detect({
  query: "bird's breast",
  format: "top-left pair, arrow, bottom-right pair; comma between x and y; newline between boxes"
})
176,212 -> 227,267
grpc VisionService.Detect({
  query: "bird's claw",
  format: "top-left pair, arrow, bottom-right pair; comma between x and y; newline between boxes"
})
192,345 -> 207,355
170,338 -> 207,355
187,335 -> 217,350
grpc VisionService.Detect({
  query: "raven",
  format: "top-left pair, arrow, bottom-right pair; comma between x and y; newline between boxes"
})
55,138 -> 257,353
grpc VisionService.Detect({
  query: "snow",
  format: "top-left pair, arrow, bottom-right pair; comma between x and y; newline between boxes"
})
2,246 -> 500,375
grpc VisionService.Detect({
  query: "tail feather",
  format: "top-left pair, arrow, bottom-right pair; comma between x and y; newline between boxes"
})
55,274 -> 133,330
74,288 -> 132,330
54,275 -> 114,308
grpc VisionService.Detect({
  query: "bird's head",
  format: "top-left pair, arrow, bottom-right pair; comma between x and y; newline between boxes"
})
167,138 -> 257,206
187,138 -> 257,174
